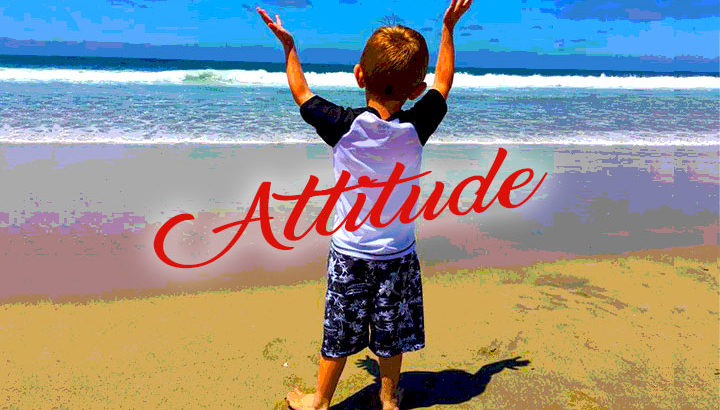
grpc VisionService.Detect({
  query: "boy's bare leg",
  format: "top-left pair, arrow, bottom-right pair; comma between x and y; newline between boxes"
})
286,355 -> 347,410
378,353 -> 403,410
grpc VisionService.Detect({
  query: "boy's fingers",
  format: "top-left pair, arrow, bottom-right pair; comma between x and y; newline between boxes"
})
258,8 -> 274,25
276,14 -> 282,26
456,1 -> 463,13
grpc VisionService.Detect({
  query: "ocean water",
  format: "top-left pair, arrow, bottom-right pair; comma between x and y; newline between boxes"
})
0,56 -> 718,145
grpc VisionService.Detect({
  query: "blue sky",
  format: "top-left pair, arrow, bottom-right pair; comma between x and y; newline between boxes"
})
1,0 -> 718,58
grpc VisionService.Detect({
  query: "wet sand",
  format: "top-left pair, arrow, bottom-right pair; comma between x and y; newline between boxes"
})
0,143 -> 717,301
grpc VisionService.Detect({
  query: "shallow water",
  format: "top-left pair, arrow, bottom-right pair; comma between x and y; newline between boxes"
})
0,82 -> 718,145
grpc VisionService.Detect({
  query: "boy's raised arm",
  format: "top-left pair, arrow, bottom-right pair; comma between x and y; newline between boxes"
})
257,8 -> 315,106
433,0 -> 473,99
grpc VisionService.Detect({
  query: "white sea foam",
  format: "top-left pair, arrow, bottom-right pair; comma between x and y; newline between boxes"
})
0,67 -> 718,89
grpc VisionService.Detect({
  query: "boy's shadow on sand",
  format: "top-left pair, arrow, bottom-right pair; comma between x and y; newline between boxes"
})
330,356 -> 530,409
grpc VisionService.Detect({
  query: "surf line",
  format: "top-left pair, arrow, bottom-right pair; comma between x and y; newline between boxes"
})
154,147 -> 547,268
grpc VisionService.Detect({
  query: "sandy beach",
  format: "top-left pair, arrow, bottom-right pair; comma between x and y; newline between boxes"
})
0,142 -> 717,408
1,246 -> 717,409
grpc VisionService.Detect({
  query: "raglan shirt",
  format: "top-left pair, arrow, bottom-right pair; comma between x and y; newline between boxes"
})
300,88 -> 448,260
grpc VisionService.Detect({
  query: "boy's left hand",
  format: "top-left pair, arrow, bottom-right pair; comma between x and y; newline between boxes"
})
257,7 -> 295,49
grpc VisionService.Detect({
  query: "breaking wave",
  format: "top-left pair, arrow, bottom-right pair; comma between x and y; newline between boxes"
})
1,67 -> 718,89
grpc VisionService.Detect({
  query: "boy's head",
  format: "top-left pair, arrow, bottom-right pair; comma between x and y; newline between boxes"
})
355,25 -> 429,101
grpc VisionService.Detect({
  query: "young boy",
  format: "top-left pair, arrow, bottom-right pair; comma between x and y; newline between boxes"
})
258,1 -> 472,409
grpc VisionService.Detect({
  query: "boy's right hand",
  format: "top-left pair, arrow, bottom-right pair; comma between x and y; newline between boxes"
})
443,0 -> 473,30
257,7 -> 314,106
257,7 -> 295,50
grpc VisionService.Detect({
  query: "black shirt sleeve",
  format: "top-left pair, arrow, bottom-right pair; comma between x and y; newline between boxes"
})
300,95 -> 357,147
405,88 -> 448,145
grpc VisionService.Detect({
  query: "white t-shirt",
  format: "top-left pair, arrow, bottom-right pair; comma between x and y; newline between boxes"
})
300,89 -> 448,260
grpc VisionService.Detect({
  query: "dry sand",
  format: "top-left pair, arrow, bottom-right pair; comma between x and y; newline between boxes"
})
1,246 -> 718,409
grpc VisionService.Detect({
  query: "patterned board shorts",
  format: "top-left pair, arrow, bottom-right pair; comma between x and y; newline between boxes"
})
321,247 -> 425,358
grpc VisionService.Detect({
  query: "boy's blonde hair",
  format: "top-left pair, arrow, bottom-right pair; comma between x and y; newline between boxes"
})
360,25 -> 429,100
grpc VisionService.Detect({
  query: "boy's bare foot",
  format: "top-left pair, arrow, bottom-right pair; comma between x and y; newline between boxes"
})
380,387 -> 403,410
286,387 -> 326,410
